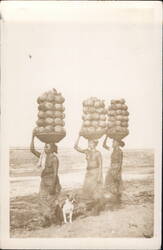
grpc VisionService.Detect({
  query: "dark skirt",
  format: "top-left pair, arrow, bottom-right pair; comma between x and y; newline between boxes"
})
105,163 -> 123,196
39,175 -> 61,220
83,168 -> 103,200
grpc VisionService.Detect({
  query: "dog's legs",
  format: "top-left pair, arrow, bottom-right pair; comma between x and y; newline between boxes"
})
63,211 -> 67,224
69,212 -> 72,223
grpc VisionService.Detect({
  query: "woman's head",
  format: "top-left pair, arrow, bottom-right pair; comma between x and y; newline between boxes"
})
50,143 -> 58,153
44,143 -> 58,154
112,140 -> 125,148
88,140 -> 98,150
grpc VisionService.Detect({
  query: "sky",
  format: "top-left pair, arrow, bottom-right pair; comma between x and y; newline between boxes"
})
2,2 -> 162,149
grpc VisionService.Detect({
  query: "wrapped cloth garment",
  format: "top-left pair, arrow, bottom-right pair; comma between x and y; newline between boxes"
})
83,150 -> 103,200
38,153 -> 61,222
105,148 -> 123,196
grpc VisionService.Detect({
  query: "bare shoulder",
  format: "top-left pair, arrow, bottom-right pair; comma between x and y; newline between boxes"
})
96,150 -> 102,157
51,154 -> 59,162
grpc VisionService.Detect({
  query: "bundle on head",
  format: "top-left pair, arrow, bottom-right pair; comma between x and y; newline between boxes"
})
33,88 -> 66,143
107,99 -> 129,141
80,97 -> 107,140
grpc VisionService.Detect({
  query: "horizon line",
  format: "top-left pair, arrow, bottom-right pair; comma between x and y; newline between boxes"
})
9,146 -> 154,151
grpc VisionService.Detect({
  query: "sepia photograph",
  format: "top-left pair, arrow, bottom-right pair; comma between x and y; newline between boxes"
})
0,1 -> 162,249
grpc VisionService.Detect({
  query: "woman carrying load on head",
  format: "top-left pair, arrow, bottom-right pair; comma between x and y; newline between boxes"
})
30,130 -> 61,227
74,135 -> 103,214
103,135 -> 124,204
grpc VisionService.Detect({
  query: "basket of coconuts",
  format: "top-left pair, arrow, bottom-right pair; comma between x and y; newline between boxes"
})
79,97 -> 108,140
33,88 -> 66,144
106,99 -> 129,141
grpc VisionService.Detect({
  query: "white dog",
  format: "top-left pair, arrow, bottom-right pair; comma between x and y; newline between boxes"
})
62,195 -> 76,224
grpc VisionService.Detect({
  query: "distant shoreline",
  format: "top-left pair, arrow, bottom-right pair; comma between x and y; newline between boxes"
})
10,147 -> 154,152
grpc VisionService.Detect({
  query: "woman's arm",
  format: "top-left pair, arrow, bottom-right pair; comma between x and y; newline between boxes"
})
119,150 -> 123,167
52,155 -> 59,178
97,152 -> 103,182
30,131 -> 41,158
103,135 -> 110,151
74,135 -> 87,154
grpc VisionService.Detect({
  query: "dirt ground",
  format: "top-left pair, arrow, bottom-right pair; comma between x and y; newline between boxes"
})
10,148 -> 154,238
10,178 -> 154,238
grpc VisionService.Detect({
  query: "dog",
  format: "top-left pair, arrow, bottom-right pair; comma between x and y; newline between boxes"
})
62,195 -> 76,224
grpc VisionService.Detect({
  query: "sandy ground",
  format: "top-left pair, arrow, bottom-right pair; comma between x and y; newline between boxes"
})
10,149 -> 154,238
10,176 -> 154,238
12,203 -> 153,238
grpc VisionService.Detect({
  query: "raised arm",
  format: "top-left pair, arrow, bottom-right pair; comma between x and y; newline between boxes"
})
51,154 -> 59,179
119,149 -> 123,167
97,152 -> 103,181
103,135 -> 110,151
30,131 -> 41,158
74,135 -> 87,154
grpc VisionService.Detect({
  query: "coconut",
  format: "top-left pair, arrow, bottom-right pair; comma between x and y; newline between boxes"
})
61,113 -> 65,119
110,110 -> 117,116
37,97 -> 43,104
111,100 -> 116,105
110,104 -> 117,110
92,113 -> 100,120
99,121 -> 106,128
87,99 -> 94,107
54,103 -> 63,111
121,122 -> 128,127
53,111 -> 62,118
121,104 -> 128,110
82,114 -> 89,120
94,100 -> 102,108
54,125 -> 63,133
91,120 -> 99,128
52,88 -> 57,94
38,111 -> 46,119
100,114 -> 106,121
44,102 -> 54,110
116,115 -> 123,121
54,118 -> 64,126
124,110 -> 129,116
122,116 -> 129,122
87,127 -> 96,133
45,110 -> 54,118
34,127 -> 39,133
115,126 -> 122,132
45,117 -> 54,125
88,107 -> 96,113
115,120 -> 121,126
38,127 -> 45,133
84,120 -> 91,127
55,94 -> 65,104
109,116 -> 116,121
115,103 -> 122,109
39,93 -> 48,102
82,100 -> 88,107
83,107 -> 89,114
38,103 -> 46,111
44,125 -> 54,133
108,121 -> 115,128
116,110 -> 122,115
47,92 -> 55,102
119,98 -> 125,104
36,119 -> 45,127
80,127 -> 88,135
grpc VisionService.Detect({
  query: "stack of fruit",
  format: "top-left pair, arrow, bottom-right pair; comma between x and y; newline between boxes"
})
107,99 -> 129,141
34,88 -> 66,143
80,97 -> 107,140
